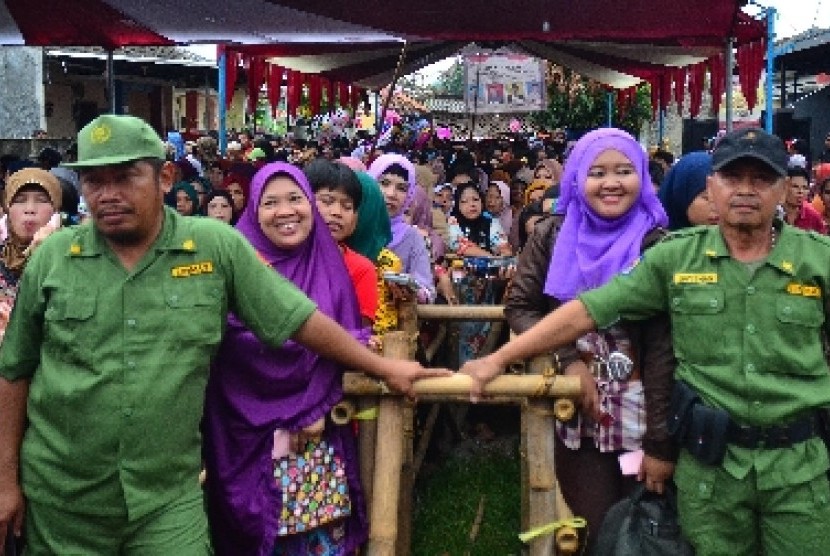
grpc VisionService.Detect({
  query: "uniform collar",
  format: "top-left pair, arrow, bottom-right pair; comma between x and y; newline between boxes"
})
156,207 -> 200,254
66,206 -> 199,258
703,220 -> 795,275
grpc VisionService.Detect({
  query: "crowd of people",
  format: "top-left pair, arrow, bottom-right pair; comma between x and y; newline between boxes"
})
0,115 -> 829,555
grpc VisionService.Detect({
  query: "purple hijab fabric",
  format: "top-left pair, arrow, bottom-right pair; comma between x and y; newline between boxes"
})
544,128 -> 668,301
203,162 -> 367,555
368,153 -> 416,250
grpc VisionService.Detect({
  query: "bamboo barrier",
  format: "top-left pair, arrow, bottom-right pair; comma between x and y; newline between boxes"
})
343,371 -> 581,399
416,304 -> 505,321
366,331 -> 408,556
355,301 -> 582,555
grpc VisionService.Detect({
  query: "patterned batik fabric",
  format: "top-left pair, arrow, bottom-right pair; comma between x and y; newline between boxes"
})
556,325 -> 646,452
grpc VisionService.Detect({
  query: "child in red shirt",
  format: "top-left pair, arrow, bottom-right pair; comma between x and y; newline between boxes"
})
305,159 -> 378,326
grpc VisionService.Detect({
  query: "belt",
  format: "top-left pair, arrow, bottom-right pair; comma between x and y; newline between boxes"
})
727,415 -> 817,449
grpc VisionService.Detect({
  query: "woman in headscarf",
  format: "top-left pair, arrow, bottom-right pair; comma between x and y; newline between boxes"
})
368,153 -> 436,303
204,189 -> 235,225
502,128 -> 674,553
223,171 -> 252,222
170,181 -> 200,216
0,168 -> 62,337
485,180 -> 512,236
533,158 -> 563,187
447,182 -> 511,258
406,184 -> 445,261
344,171 -> 401,338
657,151 -> 717,230
203,163 -> 368,556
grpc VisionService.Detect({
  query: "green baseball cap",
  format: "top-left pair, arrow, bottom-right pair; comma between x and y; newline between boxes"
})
64,114 -> 165,168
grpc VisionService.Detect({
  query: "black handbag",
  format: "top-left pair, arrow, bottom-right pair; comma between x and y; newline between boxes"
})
594,483 -> 694,556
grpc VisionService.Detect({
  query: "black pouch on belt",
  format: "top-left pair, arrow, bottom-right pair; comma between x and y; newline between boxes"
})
685,404 -> 731,466
667,380 -> 699,442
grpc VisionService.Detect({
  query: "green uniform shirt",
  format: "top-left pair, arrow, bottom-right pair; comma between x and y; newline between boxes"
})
0,207 -> 317,519
581,223 -> 830,490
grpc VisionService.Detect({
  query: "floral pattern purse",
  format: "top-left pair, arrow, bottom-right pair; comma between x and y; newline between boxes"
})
274,438 -> 352,536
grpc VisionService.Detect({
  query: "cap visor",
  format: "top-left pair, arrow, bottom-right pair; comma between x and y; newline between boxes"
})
64,154 -> 161,168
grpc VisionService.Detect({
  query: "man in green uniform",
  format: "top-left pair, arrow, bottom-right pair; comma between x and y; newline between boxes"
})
462,128 -> 830,555
0,115 -> 448,555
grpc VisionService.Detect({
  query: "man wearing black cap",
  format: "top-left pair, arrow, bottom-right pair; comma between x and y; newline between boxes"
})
462,127 -> 830,554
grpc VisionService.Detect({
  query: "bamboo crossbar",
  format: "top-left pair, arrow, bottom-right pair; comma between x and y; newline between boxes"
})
343,372 -> 581,398
415,304 -> 505,321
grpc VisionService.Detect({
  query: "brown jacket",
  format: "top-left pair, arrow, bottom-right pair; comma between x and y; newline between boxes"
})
504,215 -> 676,461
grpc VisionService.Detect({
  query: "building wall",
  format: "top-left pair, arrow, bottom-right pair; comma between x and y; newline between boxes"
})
44,75 -> 108,139
0,47 -> 45,138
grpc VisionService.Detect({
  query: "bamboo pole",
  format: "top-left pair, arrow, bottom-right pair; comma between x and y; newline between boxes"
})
416,304 -> 505,321
343,372 -> 581,399
358,396 -> 378,518
524,356 -> 558,556
366,331 -> 408,556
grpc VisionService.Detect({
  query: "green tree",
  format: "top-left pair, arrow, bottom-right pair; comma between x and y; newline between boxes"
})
432,58 -> 465,97
533,68 -> 652,134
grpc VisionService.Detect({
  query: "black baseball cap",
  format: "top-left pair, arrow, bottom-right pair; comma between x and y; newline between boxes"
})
711,128 -> 789,177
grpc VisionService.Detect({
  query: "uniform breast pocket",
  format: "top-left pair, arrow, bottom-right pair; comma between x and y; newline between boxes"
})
43,290 -> 97,365
775,294 -> 826,375
669,286 -> 728,363
163,278 -> 226,345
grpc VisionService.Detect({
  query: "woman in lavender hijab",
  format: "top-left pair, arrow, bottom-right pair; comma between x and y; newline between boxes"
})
203,162 -> 369,555
368,153 -> 436,302
501,128 -> 675,553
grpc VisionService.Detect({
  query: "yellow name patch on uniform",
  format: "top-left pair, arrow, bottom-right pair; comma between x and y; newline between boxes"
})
673,273 -> 718,284
171,261 -> 214,278
787,283 -> 821,298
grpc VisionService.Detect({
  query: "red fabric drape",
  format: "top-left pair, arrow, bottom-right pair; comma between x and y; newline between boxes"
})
222,49 -> 239,110
688,62 -> 706,119
267,64 -> 283,118
245,55 -> 267,115
737,39 -> 765,112
350,86 -> 363,113
648,76 -> 660,117
673,67 -> 687,115
322,78 -> 334,114
307,74 -> 322,116
185,90 -> 198,131
338,82 -> 350,109
708,53 -> 725,117
286,70 -> 303,118
660,72 -> 672,114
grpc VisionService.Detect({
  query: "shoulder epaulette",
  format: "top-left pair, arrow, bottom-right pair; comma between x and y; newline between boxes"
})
658,227 -> 707,243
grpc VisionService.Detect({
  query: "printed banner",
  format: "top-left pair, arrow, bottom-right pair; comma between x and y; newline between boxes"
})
464,54 -> 547,114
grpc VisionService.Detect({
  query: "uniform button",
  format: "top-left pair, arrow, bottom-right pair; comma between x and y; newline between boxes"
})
746,324 -> 756,334
126,318 -> 136,326
745,363 -> 755,372
783,305 -> 792,314
699,483 -> 709,495
123,408 -> 133,417
127,360 -> 136,368
709,298 -> 719,308
672,298 -> 681,307
170,295 -> 179,303
746,286 -> 756,295
752,400 -> 762,408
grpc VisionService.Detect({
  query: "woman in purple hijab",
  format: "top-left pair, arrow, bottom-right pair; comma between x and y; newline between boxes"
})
503,128 -> 675,553
368,153 -> 436,302
203,162 -> 368,555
